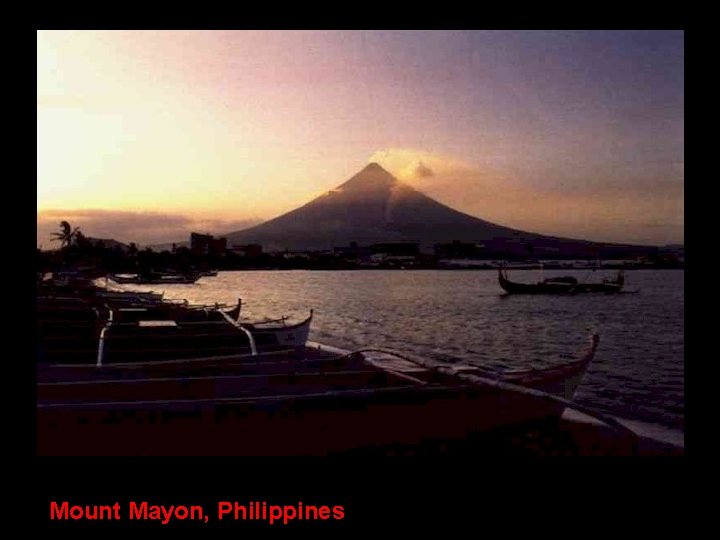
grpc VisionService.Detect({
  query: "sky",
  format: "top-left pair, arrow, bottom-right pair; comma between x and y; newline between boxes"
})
37,30 -> 683,248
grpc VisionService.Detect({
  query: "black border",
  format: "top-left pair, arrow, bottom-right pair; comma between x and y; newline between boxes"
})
33,458 -> 685,533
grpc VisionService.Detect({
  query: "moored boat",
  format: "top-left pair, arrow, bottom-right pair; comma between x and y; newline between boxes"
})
108,272 -> 201,284
498,269 -> 624,295
235,311 -> 314,351
37,295 -> 312,365
37,334 -> 602,456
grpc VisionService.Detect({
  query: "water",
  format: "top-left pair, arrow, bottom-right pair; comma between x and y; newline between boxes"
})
116,269 -> 684,433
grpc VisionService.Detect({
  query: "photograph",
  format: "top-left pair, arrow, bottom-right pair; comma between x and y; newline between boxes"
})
37,30 -> 684,460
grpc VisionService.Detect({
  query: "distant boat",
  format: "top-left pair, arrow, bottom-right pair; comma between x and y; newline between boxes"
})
108,272 -> 200,284
498,268 -> 624,294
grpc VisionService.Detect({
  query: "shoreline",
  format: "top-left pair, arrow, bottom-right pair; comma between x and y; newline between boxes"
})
201,266 -> 685,272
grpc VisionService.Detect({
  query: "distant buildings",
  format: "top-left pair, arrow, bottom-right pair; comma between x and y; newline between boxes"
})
282,251 -> 311,260
230,244 -> 263,258
369,242 -> 419,264
142,231 -> 681,270
333,241 -> 370,259
332,242 -> 421,266
434,240 -> 485,260
190,233 -> 227,256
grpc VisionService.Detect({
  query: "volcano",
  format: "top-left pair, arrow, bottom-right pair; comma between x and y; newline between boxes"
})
223,163 -> 651,257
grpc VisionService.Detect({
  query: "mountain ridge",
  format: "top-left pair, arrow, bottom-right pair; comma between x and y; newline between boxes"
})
218,163 -> 653,257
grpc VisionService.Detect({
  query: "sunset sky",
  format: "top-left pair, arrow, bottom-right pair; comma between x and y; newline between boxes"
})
37,30 -> 683,247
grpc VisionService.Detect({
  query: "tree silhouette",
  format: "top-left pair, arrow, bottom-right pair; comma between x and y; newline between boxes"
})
50,220 -> 81,249
74,229 -> 90,249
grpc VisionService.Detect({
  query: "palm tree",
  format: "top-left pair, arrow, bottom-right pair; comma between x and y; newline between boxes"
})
51,220 -> 81,249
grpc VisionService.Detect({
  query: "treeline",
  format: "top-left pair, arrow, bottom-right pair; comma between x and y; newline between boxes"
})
36,244 -> 684,275
36,244 -> 434,274
37,221 -> 683,275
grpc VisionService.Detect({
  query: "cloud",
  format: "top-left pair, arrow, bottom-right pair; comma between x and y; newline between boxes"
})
369,148 -> 471,180
37,209 -> 262,248
414,161 -> 435,178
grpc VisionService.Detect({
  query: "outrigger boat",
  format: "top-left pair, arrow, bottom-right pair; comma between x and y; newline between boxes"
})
91,307 -> 314,364
37,294 -> 312,365
37,334 -> 606,456
108,272 -> 201,285
498,268 -> 625,295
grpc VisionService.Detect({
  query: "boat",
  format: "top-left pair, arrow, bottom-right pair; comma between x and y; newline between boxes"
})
92,289 -> 165,303
37,294 -> 312,365
220,298 -> 242,321
92,308 -> 314,364
498,268 -> 624,294
37,334 -> 602,456
235,311 -> 314,351
572,273 -> 625,293
96,305 -> 313,362
108,272 -> 201,285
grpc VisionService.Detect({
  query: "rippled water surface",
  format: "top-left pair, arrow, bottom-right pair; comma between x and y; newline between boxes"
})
118,269 -> 684,432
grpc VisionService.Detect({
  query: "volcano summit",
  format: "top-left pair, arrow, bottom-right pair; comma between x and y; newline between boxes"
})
223,163 -> 653,258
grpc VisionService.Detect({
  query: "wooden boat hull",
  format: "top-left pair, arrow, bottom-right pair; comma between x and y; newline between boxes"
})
108,274 -> 200,284
243,311 -> 313,350
37,382 -> 570,456
498,269 -> 624,295
571,282 -> 623,293
36,337 -> 598,456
